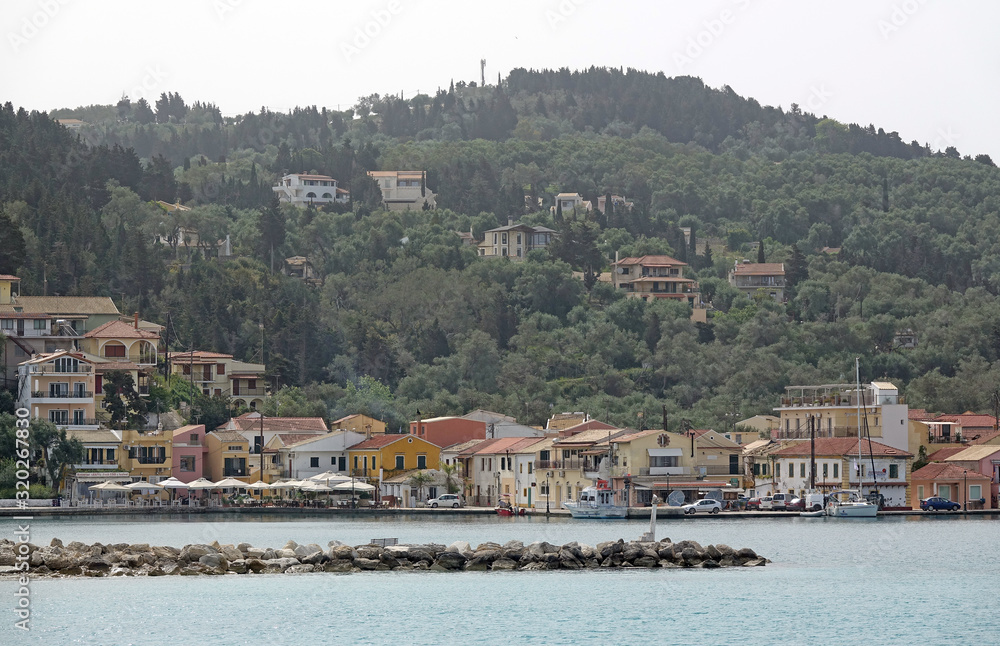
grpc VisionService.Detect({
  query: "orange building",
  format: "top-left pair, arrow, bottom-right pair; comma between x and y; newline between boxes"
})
409,416 -> 487,448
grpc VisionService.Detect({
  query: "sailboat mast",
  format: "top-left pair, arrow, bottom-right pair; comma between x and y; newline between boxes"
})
856,357 -> 862,489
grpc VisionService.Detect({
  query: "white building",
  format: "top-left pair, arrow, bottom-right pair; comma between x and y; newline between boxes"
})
277,430 -> 367,480
272,173 -> 349,207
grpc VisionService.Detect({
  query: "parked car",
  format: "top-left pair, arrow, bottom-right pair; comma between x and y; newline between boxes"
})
745,497 -> 762,511
920,497 -> 960,511
770,493 -> 795,510
759,496 -> 774,510
787,497 -> 805,512
427,494 -> 463,508
682,498 -> 722,514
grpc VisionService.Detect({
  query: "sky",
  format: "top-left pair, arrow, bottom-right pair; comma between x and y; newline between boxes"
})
2,0 -> 998,158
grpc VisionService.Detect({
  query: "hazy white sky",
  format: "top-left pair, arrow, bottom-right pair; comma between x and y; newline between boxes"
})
3,0 -> 998,157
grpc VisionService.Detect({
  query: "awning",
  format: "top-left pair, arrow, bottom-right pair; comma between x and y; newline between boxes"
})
650,481 -> 736,489
74,472 -> 131,482
647,448 -> 682,457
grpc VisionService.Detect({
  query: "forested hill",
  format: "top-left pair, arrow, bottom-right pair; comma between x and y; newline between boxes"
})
3,67 -> 1000,432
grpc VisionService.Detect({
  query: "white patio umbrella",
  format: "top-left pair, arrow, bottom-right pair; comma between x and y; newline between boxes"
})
157,477 -> 190,504
307,471 -> 352,483
245,481 -> 272,491
302,482 -> 333,492
88,481 -> 129,504
331,481 -> 376,492
183,477 -> 217,505
125,481 -> 164,490
214,478 -> 250,489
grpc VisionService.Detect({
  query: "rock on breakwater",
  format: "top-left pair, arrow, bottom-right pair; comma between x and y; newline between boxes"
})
0,537 -> 769,577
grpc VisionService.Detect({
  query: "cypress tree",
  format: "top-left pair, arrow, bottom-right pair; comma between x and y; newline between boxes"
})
757,239 -> 765,263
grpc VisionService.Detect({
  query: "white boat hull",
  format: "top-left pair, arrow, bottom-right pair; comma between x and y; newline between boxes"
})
562,501 -> 628,519
826,503 -> 878,518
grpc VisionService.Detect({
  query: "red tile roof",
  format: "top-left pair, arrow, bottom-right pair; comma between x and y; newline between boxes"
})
84,320 -> 159,340
910,462 -> 990,481
771,438 -> 911,458
222,413 -> 327,432
614,255 -> 687,267
0,275 -> 21,281
908,409 -> 933,420
969,431 -> 1000,445
926,447 -> 967,461
932,413 -> 998,429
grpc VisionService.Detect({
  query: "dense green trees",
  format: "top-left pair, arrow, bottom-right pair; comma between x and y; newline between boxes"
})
6,68 -> 1000,436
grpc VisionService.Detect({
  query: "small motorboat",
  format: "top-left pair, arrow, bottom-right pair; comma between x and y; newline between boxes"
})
495,494 -> 526,516
799,510 -> 826,518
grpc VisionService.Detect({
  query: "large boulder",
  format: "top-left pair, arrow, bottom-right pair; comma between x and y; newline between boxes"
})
446,541 -> 472,557
179,544 -> 217,562
435,551 -> 468,570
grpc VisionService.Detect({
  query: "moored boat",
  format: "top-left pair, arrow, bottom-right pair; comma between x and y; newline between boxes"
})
562,485 -> 628,519
825,489 -> 878,517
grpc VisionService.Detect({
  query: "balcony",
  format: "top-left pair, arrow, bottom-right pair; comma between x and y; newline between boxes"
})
534,459 -> 585,471
27,364 -> 93,374
232,387 -> 267,397
72,461 -> 120,469
928,433 -> 965,444
32,391 -> 93,399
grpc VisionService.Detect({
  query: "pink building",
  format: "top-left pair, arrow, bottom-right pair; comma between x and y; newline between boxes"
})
943,445 -> 1000,507
171,424 -> 208,484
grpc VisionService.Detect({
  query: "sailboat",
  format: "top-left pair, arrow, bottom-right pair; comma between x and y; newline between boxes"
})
826,358 -> 879,518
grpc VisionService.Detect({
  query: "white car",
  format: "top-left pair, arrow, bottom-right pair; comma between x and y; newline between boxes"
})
427,494 -> 463,508
682,499 -> 722,515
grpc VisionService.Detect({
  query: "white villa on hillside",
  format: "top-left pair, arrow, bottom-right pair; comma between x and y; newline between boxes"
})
273,174 -> 349,206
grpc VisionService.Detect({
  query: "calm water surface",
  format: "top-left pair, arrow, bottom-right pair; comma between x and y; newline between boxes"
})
1,513 -> 997,645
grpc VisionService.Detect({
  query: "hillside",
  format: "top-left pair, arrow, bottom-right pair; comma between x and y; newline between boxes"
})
3,68 -> 1000,431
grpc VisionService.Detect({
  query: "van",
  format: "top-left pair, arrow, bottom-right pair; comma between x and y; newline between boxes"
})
804,493 -> 825,511
770,493 -> 794,510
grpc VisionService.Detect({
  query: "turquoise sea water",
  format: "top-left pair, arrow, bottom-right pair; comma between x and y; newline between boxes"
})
1,513 -> 997,645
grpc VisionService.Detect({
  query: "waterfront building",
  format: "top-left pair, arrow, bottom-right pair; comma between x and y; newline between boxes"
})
276,430 -> 367,480
64,428 -> 129,501
204,430 -> 251,482
409,415 -> 487,447
120,427 -> 174,483
461,437 -> 547,507
217,411 -> 328,457
768,437 -> 913,509
171,424 -> 208,484
329,413 -> 387,436
347,434 -> 441,480
909,462 -> 992,510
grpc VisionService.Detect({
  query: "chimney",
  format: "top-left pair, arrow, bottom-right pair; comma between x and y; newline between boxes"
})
134,312 -> 139,329
507,216 -> 514,227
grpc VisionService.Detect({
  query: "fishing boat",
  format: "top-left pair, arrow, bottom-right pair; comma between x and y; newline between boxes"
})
826,358 -> 879,518
495,494 -> 526,516
562,485 -> 628,519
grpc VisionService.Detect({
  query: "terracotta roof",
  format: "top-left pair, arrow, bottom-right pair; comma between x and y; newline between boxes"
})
441,439 -> 485,454
66,429 -> 121,443
84,320 -> 159,340
168,350 -> 234,360
731,263 -> 785,276
926,447 -> 967,461
222,413 -> 327,432
614,255 -> 687,267
771,438 -> 912,458
210,431 -> 248,443
93,360 -> 141,371
910,462 -> 990,481
969,431 -> 1000,445
3,296 -> 119,315
469,437 -> 543,455
281,433 -> 340,448
908,409 -> 933,420
0,275 -> 20,281
932,413 -> 998,429
604,429 -> 662,443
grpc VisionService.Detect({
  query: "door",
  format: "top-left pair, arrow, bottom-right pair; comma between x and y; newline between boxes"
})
938,484 -> 952,501
338,456 -> 346,471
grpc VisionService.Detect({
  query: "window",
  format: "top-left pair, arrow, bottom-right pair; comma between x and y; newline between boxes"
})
889,464 -> 899,479
353,456 -> 358,469
54,357 -> 79,373
776,464 -> 781,478
800,463 -> 806,478
917,485 -> 924,499
72,410 -> 85,425
833,463 -> 839,478
49,410 -> 69,425
650,456 -> 678,468
417,455 -> 427,469
540,482 -> 549,495
180,456 -> 195,472
395,455 -> 405,470
527,462 -> 532,474
0,319 -> 12,329
104,344 -> 126,358
310,457 -> 319,468
970,485 -> 982,500
34,319 -> 46,329
729,454 -> 739,474
216,363 -> 225,375
107,448 -> 115,462
338,456 -> 346,471
190,433 -> 198,443
823,463 -> 828,478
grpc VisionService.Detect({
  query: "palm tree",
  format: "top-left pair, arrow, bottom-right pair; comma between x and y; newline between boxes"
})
440,462 -> 460,494
407,471 -> 433,504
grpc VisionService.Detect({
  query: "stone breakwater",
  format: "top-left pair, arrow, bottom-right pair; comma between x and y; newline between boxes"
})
0,537 -> 768,577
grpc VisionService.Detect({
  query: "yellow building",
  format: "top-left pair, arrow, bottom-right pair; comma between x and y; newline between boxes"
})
119,428 -> 174,482
16,350 -> 98,429
347,434 -> 441,479
167,350 -> 266,411
204,430 -> 251,482
330,413 -> 386,437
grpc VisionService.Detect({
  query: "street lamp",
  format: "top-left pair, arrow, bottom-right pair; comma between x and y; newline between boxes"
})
964,469 -> 968,512
546,470 -> 552,516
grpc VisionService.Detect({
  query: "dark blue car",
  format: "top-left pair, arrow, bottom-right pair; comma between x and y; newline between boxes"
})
920,496 -> 961,511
